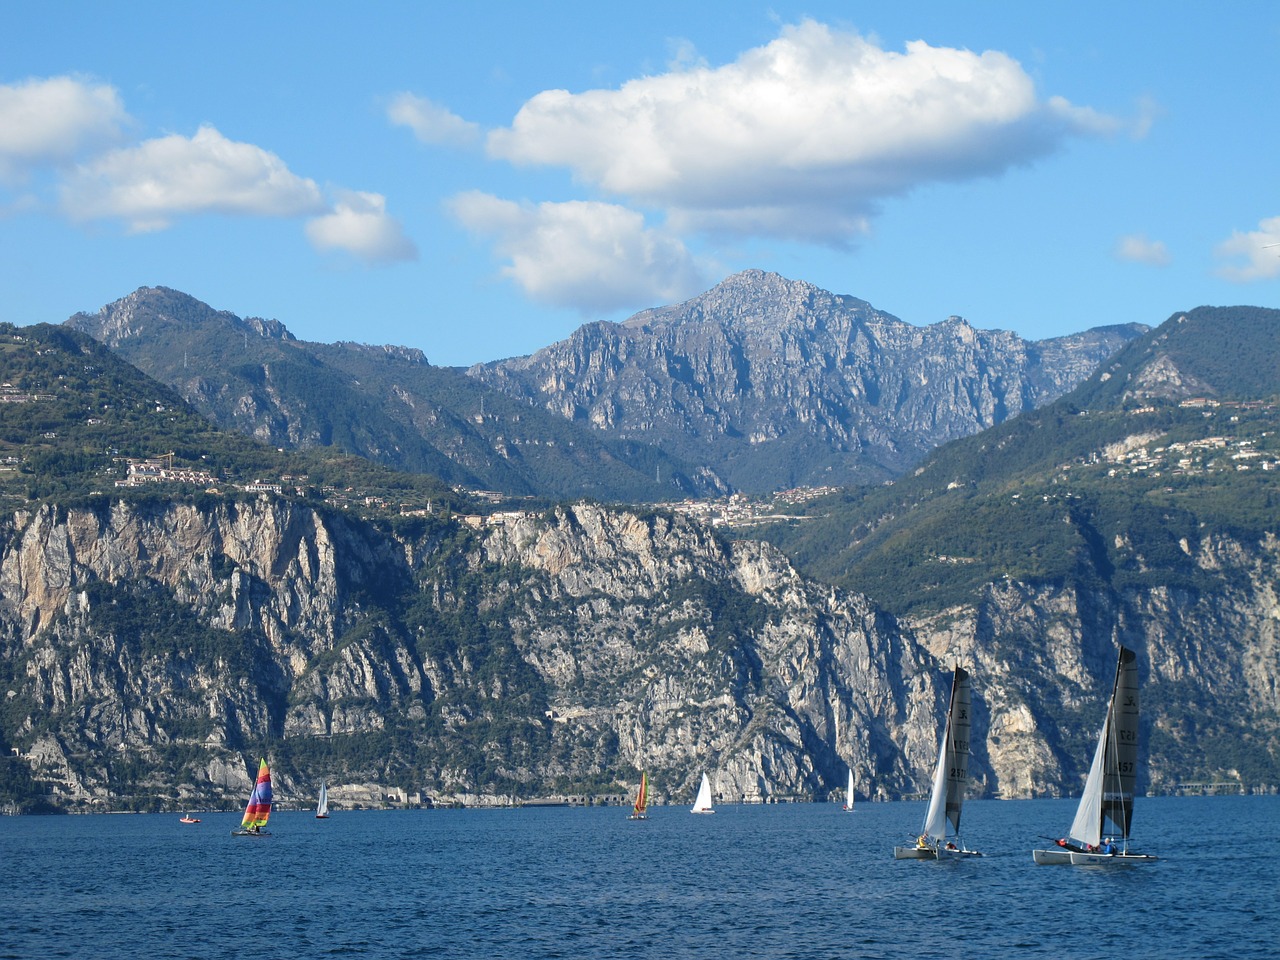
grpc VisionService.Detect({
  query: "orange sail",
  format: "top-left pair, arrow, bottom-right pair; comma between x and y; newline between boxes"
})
630,772 -> 648,819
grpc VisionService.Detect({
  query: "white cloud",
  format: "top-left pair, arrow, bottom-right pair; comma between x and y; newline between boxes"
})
60,124 -> 326,231
388,92 -> 480,147
305,190 -> 417,264
1215,216 -> 1280,281
487,20 -> 1112,244
448,191 -> 706,311
0,76 -> 129,180
1115,234 -> 1170,266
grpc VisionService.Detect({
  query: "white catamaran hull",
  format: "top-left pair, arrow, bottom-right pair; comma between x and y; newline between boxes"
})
1034,847 -> 1156,865
892,845 -> 936,860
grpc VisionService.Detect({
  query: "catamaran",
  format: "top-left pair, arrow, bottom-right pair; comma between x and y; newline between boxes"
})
893,666 -> 982,859
316,779 -> 330,819
628,772 -> 649,820
691,772 -> 715,814
1033,647 -> 1157,865
231,758 -> 273,836
843,768 -> 855,812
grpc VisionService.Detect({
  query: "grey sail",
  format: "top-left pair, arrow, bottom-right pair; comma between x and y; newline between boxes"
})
1103,647 -> 1139,840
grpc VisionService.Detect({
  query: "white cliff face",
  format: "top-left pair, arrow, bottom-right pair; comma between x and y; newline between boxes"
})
1,496 -> 1275,812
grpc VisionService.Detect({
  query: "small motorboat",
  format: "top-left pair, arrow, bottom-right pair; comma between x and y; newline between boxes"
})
180,814 -> 201,824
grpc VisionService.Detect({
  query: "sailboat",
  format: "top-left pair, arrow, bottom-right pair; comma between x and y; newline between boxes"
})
893,666 -> 981,859
231,758 -> 273,836
315,779 -> 330,819
843,768 -> 856,812
690,772 -> 715,814
1033,647 -> 1157,865
628,772 -> 648,820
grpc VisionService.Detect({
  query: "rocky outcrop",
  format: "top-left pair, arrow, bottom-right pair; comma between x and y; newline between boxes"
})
1,495 -> 1274,812
470,270 -> 1146,491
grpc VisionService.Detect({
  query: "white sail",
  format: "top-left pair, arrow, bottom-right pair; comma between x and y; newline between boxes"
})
1068,720 -> 1108,847
845,769 -> 855,810
316,780 -> 329,818
691,773 -> 715,814
921,666 -> 970,843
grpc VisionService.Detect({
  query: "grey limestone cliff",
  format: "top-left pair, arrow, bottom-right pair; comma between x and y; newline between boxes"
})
2,494 -> 1274,812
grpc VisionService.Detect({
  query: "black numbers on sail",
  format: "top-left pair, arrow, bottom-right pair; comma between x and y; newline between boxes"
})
1117,761 -> 1135,773
1118,729 -> 1136,742
949,767 -> 965,779
953,740 -> 969,752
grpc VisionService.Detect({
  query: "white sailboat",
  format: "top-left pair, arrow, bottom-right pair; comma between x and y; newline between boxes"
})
843,768 -> 855,811
691,772 -> 715,814
893,666 -> 982,860
1033,647 -> 1157,865
315,779 -> 330,819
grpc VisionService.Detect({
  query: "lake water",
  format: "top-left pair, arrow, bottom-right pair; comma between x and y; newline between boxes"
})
1,795 -> 1276,959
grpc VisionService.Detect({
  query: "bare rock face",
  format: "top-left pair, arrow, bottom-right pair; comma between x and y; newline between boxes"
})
2,496 -> 1276,811
470,270 -> 1145,491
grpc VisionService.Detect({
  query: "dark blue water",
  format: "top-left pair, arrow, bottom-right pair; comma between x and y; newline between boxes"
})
1,796 -> 1276,959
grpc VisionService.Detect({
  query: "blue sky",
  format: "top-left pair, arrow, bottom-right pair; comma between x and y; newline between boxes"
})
2,2 -> 1278,366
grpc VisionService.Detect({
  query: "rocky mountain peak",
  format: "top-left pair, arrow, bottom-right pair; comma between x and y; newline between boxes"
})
472,270 -> 1146,490
69,286 -> 297,346
622,268 -> 882,335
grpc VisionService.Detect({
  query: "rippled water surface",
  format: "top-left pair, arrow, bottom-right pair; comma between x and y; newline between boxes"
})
2,795 -> 1277,959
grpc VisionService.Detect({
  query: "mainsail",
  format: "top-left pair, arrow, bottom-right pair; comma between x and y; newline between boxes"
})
691,773 -> 715,814
631,772 -> 648,818
316,779 -> 329,819
1067,647 -> 1139,848
921,666 -> 971,843
241,759 -> 273,831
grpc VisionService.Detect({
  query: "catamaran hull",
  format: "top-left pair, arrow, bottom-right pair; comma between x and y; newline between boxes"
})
893,846 -> 936,860
230,829 -> 271,837
1033,848 -> 1155,865
937,846 -> 982,859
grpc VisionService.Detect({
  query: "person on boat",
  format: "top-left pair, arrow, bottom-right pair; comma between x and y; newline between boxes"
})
1055,838 -> 1069,848
916,834 -> 929,848
945,841 -> 958,851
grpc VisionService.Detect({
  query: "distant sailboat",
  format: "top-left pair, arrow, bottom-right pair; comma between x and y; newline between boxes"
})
893,666 -> 981,859
843,768 -> 856,812
316,779 -> 330,819
231,758 -> 273,836
691,773 -> 715,814
628,772 -> 648,820
1033,647 -> 1158,865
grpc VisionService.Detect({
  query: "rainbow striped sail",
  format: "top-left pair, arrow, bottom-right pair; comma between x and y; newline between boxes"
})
240,759 -> 273,830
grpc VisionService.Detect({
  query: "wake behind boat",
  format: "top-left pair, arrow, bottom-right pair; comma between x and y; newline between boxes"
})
893,665 -> 982,860
1033,647 -> 1157,865
231,758 -> 273,837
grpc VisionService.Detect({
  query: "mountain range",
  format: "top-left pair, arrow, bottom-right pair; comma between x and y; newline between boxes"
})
67,272 -> 1145,497
0,280 -> 1275,812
